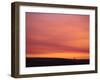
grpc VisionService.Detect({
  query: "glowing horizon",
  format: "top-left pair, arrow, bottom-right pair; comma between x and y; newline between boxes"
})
26,51 -> 89,60
26,12 -> 90,60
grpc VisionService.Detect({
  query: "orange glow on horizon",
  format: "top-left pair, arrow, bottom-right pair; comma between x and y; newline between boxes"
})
26,51 -> 89,60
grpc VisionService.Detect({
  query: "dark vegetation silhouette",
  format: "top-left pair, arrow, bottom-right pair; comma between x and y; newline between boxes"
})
26,57 -> 89,67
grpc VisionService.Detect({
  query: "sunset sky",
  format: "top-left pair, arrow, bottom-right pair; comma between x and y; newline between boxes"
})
26,12 -> 90,60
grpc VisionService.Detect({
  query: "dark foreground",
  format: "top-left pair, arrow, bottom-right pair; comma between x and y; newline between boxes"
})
26,58 -> 89,67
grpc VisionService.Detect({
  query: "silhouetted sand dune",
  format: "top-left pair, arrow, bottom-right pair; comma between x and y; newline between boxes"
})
26,58 -> 89,67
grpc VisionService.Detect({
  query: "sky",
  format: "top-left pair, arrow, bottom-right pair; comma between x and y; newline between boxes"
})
26,12 -> 90,59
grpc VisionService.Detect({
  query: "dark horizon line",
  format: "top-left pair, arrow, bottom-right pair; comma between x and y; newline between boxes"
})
26,57 -> 89,67
26,57 -> 89,60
